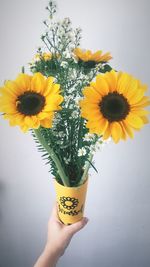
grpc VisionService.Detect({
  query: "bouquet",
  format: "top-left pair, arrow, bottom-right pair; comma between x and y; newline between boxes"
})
0,1 -> 149,224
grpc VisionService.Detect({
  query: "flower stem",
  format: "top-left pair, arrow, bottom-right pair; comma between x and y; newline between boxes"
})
78,153 -> 94,186
34,128 -> 70,187
78,134 -> 98,185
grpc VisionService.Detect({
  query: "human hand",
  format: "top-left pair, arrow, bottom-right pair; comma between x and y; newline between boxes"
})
46,201 -> 89,257
34,202 -> 89,267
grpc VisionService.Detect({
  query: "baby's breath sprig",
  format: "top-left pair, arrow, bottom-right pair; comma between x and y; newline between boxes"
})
46,0 -> 57,20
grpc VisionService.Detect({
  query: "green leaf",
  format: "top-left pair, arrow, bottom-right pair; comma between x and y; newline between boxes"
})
100,64 -> 112,73
86,159 -> 98,173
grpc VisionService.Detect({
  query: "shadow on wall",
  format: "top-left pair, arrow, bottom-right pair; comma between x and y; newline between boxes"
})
0,180 -> 6,223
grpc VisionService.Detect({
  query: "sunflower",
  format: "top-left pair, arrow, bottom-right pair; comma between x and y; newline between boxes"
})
0,72 -> 63,132
80,70 -> 150,143
74,48 -> 112,64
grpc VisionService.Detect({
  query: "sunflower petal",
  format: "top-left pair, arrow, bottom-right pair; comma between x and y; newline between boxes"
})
102,124 -> 111,140
140,116 -> 149,124
83,86 -> 101,102
74,48 -> 111,63
24,116 -> 34,127
131,108 -> 150,116
44,77 -> 55,96
51,84 -> 61,94
125,113 -> 144,129
86,118 -> 103,128
110,122 -> 122,143
132,96 -> 150,108
128,88 -> 145,105
31,72 -> 46,93
95,75 -> 109,96
15,74 -> 32,91
103,70 -> 118,93
40,118 -> 52,128
33,120 -> 40,129
99,118 -> 109,134
120,122 -> 127,140
3,81 -> 20,97
117,72 -> 132,95
100,52 -> 112,62
122,121 -> 134,138
81,110 -> 103,120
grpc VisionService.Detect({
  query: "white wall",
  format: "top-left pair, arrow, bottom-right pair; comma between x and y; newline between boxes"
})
0,0 -> 150,266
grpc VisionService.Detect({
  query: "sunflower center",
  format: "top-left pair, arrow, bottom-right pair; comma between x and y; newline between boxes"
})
78,59 -> 96,68
100,92 -> 130,122
17,91 -> 45,115
84,60 -> 97,68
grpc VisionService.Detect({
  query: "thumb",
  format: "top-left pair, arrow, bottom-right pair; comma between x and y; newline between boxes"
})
67,217 -> 89,235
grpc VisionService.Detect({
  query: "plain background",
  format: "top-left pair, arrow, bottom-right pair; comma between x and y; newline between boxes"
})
0,0 -> 150,266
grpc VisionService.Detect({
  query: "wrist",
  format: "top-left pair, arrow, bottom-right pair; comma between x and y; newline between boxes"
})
34,247 -> 59,267
44,244 -> 60,262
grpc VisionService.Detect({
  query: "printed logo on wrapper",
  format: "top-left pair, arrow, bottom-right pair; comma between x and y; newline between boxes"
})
54,177 -> 88,225
58,196 -> 84,216
60,196 -> 79,210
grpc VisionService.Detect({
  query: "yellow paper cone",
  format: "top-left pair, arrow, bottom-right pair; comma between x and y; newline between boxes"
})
54,177 -> 88,225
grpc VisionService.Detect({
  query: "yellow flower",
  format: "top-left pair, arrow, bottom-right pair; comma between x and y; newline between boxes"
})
80,70 -> 150,143
0,73 -> 63,132
42,52 -> 52,61
34,54 -> 41,61
33,52 -> 52,62
74,48 -> 112,63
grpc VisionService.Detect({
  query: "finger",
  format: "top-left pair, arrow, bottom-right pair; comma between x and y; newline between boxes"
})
66,217 -> 89,235
50,201 -> 59,220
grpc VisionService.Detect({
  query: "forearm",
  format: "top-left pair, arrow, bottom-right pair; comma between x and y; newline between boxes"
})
34,246 -> 59,267
34,203 -> 88,267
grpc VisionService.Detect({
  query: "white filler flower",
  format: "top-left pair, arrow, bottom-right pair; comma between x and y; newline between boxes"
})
78,148 -> 86,157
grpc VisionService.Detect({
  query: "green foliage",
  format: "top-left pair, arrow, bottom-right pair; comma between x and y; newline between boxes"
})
29,1 -> 112,186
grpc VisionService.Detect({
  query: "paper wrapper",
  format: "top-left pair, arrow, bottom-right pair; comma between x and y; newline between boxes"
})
54,178 -> 88,225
